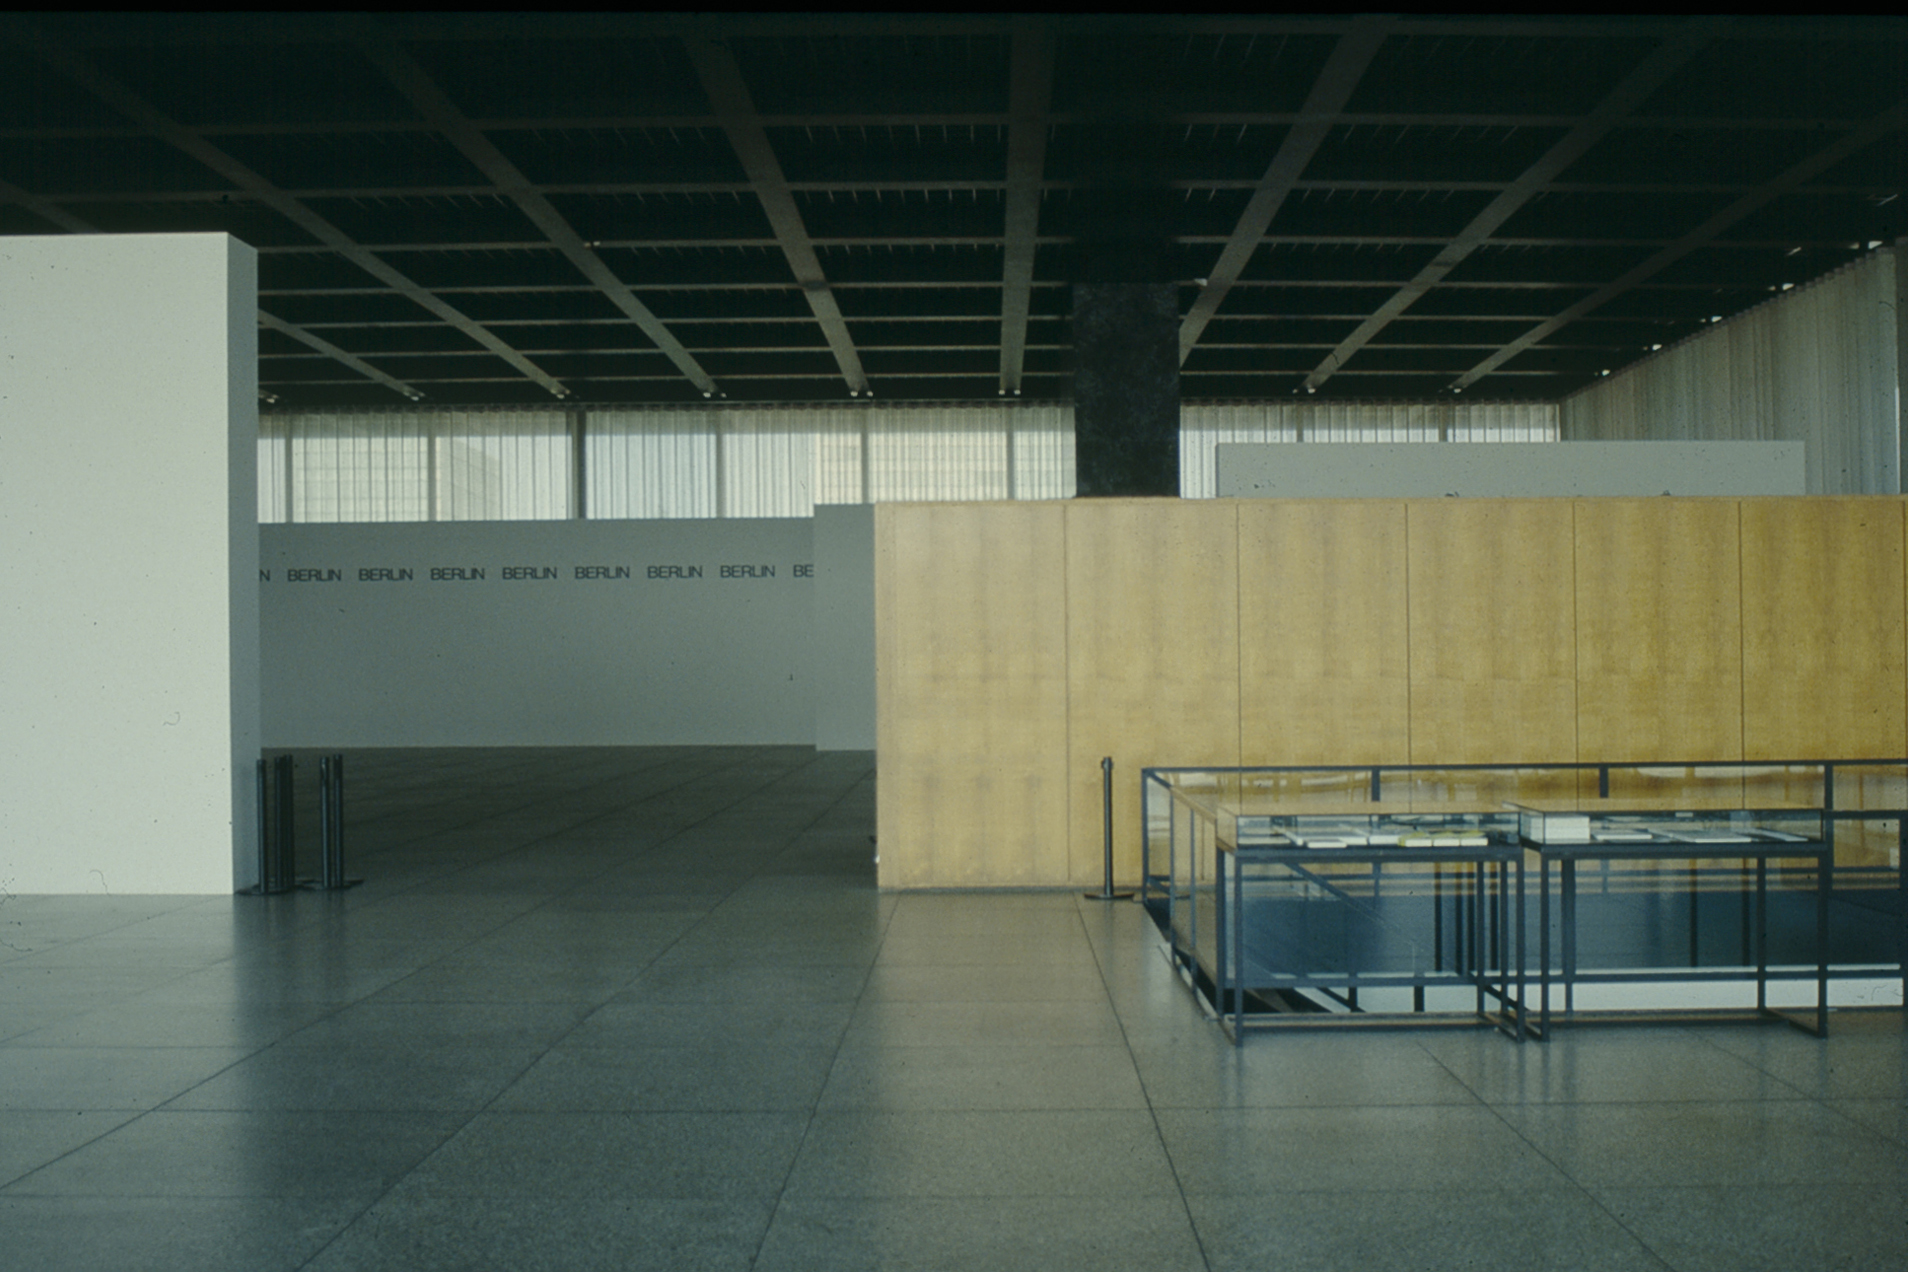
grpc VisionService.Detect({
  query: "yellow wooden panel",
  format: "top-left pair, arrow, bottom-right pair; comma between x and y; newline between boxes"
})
1065,498 -> 1240,887
1239,500 -> 1409,765
876,502 -> 1071,887
1741,497 -> 1907,760
1406,499 -> 1577,764
1574,499 -> 1744,763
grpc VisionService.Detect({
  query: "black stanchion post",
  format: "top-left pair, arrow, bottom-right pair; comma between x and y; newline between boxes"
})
254,758 -> 272,894
315,752 -> 361,892
251,754 -> 295,895
273,754 -> 296,893
1086,755 -> 1134,900
318,755 -> 337,890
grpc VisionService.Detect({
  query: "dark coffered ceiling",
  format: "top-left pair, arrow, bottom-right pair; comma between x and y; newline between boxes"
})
2,14 -> 1903,407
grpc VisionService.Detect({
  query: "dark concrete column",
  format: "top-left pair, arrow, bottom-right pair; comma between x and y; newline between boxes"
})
1067,108 -> 1180,497
1072,281 -> 1179,496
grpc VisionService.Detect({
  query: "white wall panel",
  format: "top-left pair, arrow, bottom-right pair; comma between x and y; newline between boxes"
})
0,233 -> 257,893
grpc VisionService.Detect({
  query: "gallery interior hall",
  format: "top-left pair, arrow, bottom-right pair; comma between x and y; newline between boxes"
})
4,14 -> 1908,1271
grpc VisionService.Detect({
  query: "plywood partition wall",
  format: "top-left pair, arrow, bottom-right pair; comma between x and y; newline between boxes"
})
1740,498 -> 1907,760
1406,500 -> 1578,765
1573,499 -> 1744,763
1239,500 -> 1408,765
875,496 -> 1908,889
1065,499 -> 1241,885
875,502 -> 1070,887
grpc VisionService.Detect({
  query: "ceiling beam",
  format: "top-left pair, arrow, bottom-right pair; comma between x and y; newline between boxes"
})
997,22 -> 1053,395
685,36 -> 870,396
348,22 -> 720,398
1178,16 -> 1388,364
1302,18 -> 1722,392
258,312 -> 426,400
1452,96 -> 1908,391
7,21 -> 572,401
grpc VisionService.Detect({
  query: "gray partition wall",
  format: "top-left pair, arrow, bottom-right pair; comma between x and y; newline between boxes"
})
262,519 -> 819,747
0,233 -> 259,893
1216,441 -> 1805,498
812,504 -> 876,751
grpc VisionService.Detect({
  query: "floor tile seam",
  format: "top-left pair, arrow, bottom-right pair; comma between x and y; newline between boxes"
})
1796,1098 -> 1908,1150
1068,897 -> 1217,1272
485,754 -> 871,1116
0,1104 -> 175,1195
1679,1023 -> 1844,1099
0,897 -> 204,954
289,1034 -> 571,1268
750,902 -> 886,1272
1460,1069 -> 1684,1272
337,752 -> 737,856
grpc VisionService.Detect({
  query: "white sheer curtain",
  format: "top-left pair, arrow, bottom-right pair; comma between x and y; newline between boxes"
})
434,410 -> 572,521
258,413 -> 289,523
285,411 -> 430,522
1560,248 -> 1899,494
581,404 -> 1071,518
261,409 -> 571,522
263,399 -> 1563,519
585,409 -> 718,519
723,410 -> 817,517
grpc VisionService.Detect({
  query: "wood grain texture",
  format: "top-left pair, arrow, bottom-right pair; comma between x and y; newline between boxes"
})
1406,500 -> 1577,764
1239,500 -> 1409,765
1065,498 -> 1240,887
1740,497 -> 1907,760
1573,499 -> 1744,763
876,502 -> 1070,887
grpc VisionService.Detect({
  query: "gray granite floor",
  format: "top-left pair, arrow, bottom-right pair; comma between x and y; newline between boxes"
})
2,746 -> 1904,1270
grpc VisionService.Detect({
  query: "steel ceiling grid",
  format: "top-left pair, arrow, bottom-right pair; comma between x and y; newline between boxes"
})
725,33 -> 1011,117
76,37 -> 413,128
398,36 -> 710,121
1050,31 -> 1336,115
489,126 -> 745,187
3,13 -> 1905,406
1639,35 -> 1908,121
212,129 -> 491,192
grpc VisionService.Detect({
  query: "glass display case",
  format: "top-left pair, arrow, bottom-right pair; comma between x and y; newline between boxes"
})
1510,798 -> 1833,1037
1142,762 -> 1902,1043
1144,769 -> 1528,1043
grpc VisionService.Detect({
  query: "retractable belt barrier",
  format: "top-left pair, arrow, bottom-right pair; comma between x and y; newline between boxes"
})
250,753 -> 359,894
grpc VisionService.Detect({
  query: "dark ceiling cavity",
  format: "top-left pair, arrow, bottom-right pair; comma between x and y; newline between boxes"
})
2,14 -> 1902,407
